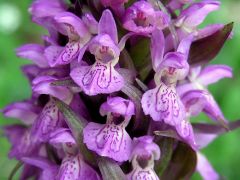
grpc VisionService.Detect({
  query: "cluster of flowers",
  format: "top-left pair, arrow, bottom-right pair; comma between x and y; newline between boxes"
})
2,0 -> 238,179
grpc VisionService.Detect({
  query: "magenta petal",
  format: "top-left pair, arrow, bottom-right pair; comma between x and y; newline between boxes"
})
49,128 -> 76,145
151,29 -> 165,71
22,157 -> 59,180
3,101 -> 40,125
29,0 -> 65,19
57,154 -> 101,180
196,153 -> 219,180
4,126 -> 36,159
82,13 -> 98,34
195,133 -> 217,149
32,75 -> 73,102
98,9 -> 118,43
198,65 -> 233,86
83,122 -> 132,162
177,1 -> 220,28
197,24 -> 224,40
175,119 -> 197,149
181,90 -> 228,125
16,44 -> 48,68
70,62 -> 124,96
54,12 -> 90,40
44,45 -> 64,67
141,83 -> 185,125
176,34 -> 194,57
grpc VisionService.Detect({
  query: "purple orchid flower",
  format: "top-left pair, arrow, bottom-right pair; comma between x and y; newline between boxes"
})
141,29 -> 196,147
127,136 -> 160,180
123,0 -> 169,34
70,9 -> 128,96
178,65 -> 233,126
48,128 -> 101,180
141,29 -> 191,125
45,12 -> 92,67
83,96 -> 135,162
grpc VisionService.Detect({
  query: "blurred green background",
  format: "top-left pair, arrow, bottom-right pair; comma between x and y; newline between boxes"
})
0,0 -> 239,179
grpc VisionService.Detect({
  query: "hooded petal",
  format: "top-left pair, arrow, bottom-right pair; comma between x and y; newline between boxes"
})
54,12 -> 90,41
16,44 -> 48,68
98,9 -> 118,43
70,62 -> 124,96
131,136 -> 160,160
141,82 -> 185,125
196,153 -> 219,180
198,65 -> 233,86
100,97 -> 135,118
83,122 -> 132,162
57,154 -> 101,180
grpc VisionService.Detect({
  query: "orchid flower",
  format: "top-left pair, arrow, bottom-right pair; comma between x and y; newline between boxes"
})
142,30 -> 195,145
178,65 -> 233,126
71,9 -> 127,96
83,97 -> 135,162
123,0 -> 169,34
127,136 -> 160,180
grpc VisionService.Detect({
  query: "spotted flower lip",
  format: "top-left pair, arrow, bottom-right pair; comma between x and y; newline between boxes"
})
83,97 -> 134,162
57,154 -> 101,180
123,0 -> 169,34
